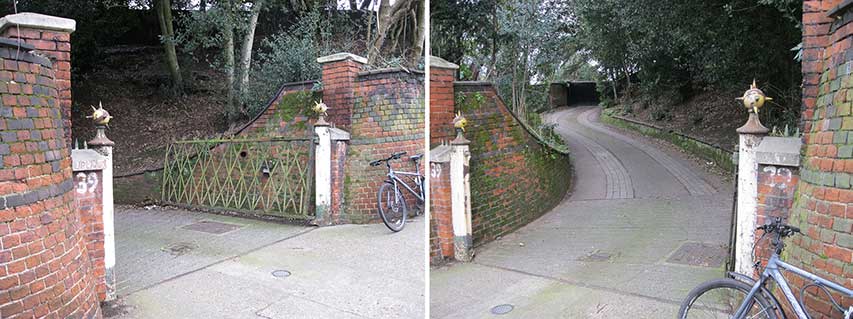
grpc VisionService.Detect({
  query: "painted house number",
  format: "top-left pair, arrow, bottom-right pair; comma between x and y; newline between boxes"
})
76,172 -> 99,194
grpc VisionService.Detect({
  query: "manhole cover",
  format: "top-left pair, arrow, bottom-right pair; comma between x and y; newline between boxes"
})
162,242 -> 198,256
181,220 -> 243,234
667,242 -> 727,267
272,270 -> 291,278
490,304 -> 514,315
578,250 -> 611,262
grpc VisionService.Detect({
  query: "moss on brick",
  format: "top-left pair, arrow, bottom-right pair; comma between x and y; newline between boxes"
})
455,90 -> 572,246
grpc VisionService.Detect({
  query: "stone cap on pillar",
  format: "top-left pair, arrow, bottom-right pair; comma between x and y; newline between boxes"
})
430,56 -> 459,70
317,52 -> 367,64
329,127 -> 350,141
430,144 -> 452,163
0,12 -> 76,33
755,136 -> 801,167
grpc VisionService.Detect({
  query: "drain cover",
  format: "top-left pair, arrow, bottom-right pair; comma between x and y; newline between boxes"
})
272,270 -> 291,278
162,242 -> 198,256
490,304 -> 514,315
667,242 -> 727,267
181,220 -> 243,234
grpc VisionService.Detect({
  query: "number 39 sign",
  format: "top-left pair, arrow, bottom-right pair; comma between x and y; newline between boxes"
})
75,172 -> 99,194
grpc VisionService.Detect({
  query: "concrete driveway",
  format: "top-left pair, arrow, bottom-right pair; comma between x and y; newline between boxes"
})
430,106 -> 734,318
105,207 -> 424,319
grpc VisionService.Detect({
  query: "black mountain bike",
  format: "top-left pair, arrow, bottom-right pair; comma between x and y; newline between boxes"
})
369,151 -> 425,232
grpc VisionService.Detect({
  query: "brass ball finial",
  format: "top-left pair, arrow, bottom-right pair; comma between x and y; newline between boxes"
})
87,102 -> 112,125
453,111 -> 468,132
313,99 -> 328,116
735,80 -> 773,114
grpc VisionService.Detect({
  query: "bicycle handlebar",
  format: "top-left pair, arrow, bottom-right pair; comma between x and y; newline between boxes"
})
757,217 -> 801,238
368,152 -> 408,167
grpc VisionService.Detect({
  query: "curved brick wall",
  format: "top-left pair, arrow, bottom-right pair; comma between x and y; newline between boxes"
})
791,2 -> 853,317
0,41 -> 100,318
454,82 -> 572,245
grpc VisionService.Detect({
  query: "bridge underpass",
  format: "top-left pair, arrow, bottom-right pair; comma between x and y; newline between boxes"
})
430,105 -> 733,318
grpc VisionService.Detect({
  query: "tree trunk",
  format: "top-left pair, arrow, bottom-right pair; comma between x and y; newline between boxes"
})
156,0 -> 182,93
368,0 -> 412,65
520,47 -> 530,118
224,25 -> 237,122
510,44 -> 519,114
610,70 -> 618,100
237,0 -> 263,107
486,1 -> 498,80
369,0 -> 393,64
406,0 -> 424,66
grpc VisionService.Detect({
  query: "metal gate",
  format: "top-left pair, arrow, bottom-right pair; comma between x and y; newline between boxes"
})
161,137 -> 314,219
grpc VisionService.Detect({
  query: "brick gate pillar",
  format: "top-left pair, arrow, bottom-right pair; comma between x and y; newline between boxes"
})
450,129 -> 473,261
317,53 -> 366,131
87,125 -> 115,301
0,13 -> 75,147
314,117 -> 332,224
735,111 -> 769,276
429,145 -> 453,263
313,112 -> 351,226
429,56 -> 458,145
752,137 -> 801,272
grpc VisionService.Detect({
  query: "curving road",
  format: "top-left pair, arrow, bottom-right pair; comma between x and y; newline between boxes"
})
431,106 -> 733,318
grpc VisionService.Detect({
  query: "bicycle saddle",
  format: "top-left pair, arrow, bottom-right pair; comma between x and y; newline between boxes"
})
410,154 -> 423,161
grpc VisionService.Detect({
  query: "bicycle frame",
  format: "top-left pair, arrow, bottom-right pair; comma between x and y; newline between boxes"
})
385,163 -> 424,203
734,254 -> 853,318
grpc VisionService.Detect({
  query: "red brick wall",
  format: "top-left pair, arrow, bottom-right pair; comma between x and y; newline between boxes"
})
328,140 -> 348,224
0,43 -> 101,318
791,1 -> 853,317
321,59 -> 361,130
430,67 -> 456,145
342,69 -> 425,223
454,82 -> 571,245
74,170 -> 107,301
429,159 -> 452,263
2,27 -> 72,147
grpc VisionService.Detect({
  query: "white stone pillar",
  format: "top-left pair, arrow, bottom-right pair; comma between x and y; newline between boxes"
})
735,113 -> 769,276
89,125 -> 116,301
451,131 -> 473,261
315,119 -> 332,224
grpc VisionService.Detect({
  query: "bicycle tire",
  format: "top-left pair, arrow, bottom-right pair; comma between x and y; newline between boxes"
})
679,278 -> 779,319
378,182 -> 407,232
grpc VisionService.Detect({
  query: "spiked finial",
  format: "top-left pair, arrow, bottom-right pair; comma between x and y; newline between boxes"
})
452,111 -> 468,132
87,102 -> 112,125
313,99 -> 328,116
735,80 -> 773,114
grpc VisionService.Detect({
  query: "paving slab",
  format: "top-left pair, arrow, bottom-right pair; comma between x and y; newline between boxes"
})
114,207 -> 310,296
111,207 -> 424,319
431,263 -> 680,318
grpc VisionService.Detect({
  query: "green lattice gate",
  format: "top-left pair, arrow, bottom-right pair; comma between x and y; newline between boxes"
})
161,137 -> 314,219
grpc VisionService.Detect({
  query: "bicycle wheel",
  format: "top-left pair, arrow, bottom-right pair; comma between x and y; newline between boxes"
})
679,278 -> 778,319
378,182 -> 407,232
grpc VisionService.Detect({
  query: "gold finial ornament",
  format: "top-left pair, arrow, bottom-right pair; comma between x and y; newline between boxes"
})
87,102 -> 112,125
453,111 -> 468,132
313,99 -> 328,116
736,80 -> 773,114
